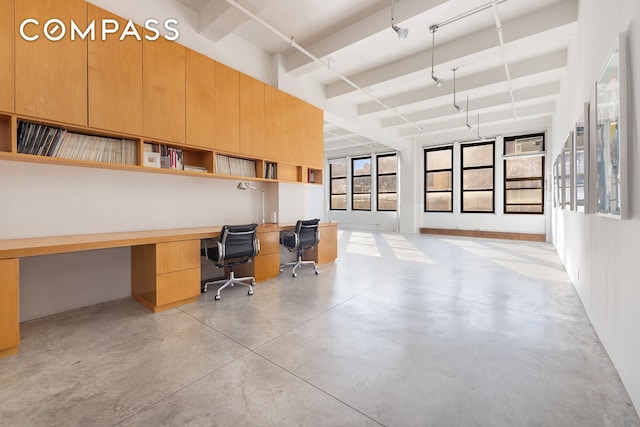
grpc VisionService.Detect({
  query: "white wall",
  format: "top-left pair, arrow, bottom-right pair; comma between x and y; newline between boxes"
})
550,0 -> 640,413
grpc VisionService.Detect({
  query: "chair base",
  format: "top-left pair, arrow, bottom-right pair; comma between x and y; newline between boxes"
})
280,255 -> 319,277
202,271 -> 254,300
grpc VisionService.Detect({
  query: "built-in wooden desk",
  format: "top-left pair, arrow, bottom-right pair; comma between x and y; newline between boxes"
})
0,222 -> 338,358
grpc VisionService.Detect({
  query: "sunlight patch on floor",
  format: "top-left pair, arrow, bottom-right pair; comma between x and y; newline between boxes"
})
490,259 -> 571,283
382,234 -> 436,264
346,232 -> 381,257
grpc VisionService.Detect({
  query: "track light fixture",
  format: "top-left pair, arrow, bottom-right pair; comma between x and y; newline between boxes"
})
465,96 -> 472,129
452,67 -> 463,113
430,25 -> 444,87
391,0 -> 408,40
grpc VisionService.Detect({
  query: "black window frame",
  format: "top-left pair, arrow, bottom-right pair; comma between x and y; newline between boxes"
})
329,158 -> 347,211
351,156 -> 372,211
460,141 -> 495,213
376,153 -> 397,212
503,133 -> 546,215
424,145 -> 454,213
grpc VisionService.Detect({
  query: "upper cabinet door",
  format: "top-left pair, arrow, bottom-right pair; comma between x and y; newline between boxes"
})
143,34 -> 185,144
239,73 -> 264,158
213,61 -> 239,154
15,0 -> 88,125
304,103 -> 324,169
185,49 -> 215,150
0,0 -> 14,113
88,5 -> 143,136
264,85 -> 288,163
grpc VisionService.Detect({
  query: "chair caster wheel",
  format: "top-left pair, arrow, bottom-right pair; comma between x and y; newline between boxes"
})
248,290 -> 253,296
315,271 -> 319,275
214,295 -> 221,300
292,273 -> 297,277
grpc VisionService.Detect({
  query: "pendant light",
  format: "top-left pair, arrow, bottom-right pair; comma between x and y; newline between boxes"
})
391,0 -> 409,40
465,96 -> 472,129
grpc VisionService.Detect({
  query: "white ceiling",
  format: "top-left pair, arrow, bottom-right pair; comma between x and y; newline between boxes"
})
174,0 -> 577,156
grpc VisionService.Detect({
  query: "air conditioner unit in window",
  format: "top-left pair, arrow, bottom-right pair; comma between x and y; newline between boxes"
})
514,136 -> 543,154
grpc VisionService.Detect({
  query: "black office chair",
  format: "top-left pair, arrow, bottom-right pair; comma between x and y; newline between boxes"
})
280,219 -> 320,277
201,223 -> 260,300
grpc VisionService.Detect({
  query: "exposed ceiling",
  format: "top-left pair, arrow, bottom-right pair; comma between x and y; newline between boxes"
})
174,0 -> 577,156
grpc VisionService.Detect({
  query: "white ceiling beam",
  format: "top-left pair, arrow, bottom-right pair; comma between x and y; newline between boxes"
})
285,0 -> 447,77
358,50 -> 567,115
380,81 -> 561,127
399,101 -> 556,137
198,1 -> 249,42
325,0 -> 578,99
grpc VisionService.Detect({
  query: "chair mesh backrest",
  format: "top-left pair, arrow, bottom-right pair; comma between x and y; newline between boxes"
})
220,223 -> 259,260
296,219 -> 320,247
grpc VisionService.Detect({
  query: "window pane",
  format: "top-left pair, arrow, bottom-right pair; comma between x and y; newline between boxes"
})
353,176 -> 371,193
462,169 -> 493,190
505,157 -> 543,179
353,158 -> 371,176
427,171 -> 452,191
353,194 -> 371,210
330,159 -> 346,177
462,191 -> 493,211
377,155 -> 397,174
331,178 -> 346,194
506,179 -> 543,190
506,189 -> 543,204
426,148 -> 452,170
506,204 -> 543,213
426,193 -> 452,211
378,175 -> 396,193
378,193 -> 397,210
462,144 -> 493,167
331,195 -> 346,210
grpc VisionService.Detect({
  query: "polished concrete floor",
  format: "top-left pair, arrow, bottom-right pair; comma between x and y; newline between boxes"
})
1,230 -> 638,426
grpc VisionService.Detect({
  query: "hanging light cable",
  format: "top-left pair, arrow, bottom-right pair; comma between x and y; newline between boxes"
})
452,67 -> 463,112
430,25 -> 445,87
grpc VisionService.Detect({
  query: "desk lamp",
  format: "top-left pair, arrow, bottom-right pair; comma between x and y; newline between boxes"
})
237,182 -> 265,225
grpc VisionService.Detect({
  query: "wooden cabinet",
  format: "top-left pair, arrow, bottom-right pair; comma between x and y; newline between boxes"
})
253,228 -> 281,282
264,85 -> 288,163
239,73 -> 264,158
305,104 -> 324,170
186,49 -> 215,150
131,240 -> 201,312
143,35 -> 185,144
3,0 -> 323,182
0,0 -> 14,113
304,222 -> 338,265
88,5 -> 143,136
15,0 -> 87,125
0,259 -> 19,357
214,61 -> 239,154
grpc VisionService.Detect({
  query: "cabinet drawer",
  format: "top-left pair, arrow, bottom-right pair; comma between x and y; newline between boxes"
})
257,231 -> 280,255
156,268 -> 200,306
254,252 -> 280,282
156,240 -> 200,274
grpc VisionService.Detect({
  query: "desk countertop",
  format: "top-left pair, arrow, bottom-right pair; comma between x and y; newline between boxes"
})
0,222 -> 337,259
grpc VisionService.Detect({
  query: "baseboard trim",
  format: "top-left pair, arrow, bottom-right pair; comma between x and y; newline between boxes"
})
420,228 -> 546,242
